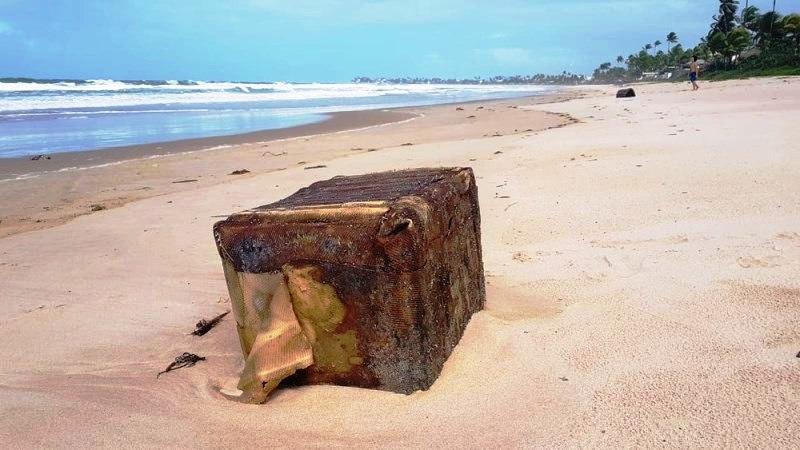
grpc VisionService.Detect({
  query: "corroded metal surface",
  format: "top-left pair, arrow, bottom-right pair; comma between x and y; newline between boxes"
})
214,167 -> 485,402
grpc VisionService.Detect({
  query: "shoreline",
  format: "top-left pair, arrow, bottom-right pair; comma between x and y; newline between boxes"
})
0,109 -> 414,180
0,90 -> 581,238
0,91 -> 565,180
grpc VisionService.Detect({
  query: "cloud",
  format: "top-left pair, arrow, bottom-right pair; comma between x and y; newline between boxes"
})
474,46 -> 586,74
0,20 -> 13,35
488,32 -> 509,40
245,0 -> 470,24
476,47 -> 532,67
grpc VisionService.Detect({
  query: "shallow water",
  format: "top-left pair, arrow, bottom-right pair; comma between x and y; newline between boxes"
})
0,80 -> 553,158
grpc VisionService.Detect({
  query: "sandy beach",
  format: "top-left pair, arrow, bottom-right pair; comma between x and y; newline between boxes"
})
1,77 -> 798,447
0,92 -> 576,238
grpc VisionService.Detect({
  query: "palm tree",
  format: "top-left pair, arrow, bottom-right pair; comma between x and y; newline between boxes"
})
741,5 -> 761,32
757,10 -> 783,46
669,43 -> 685,65
616,55 -> 624,64
645,43 -> 653,54
782,14 -> 800,47
666,32 -> 679,53
654,40 -> 662,51
711,0 -> 740,36
770,0 -> 777,35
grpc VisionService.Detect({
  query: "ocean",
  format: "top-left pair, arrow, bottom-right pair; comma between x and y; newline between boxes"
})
0,79 -> 553,159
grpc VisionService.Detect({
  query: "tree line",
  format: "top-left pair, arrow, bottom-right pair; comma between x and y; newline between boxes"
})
353,1 -> 798,86
593,0 -> 799,83
352,73 -> 587,85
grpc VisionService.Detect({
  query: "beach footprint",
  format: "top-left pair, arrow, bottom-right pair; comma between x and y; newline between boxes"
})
736,255 -> 780,269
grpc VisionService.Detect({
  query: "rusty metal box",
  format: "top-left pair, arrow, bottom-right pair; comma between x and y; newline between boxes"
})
213,167 -> 485,402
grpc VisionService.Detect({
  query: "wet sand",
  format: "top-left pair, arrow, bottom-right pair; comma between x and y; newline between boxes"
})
0,109 -> 408,179
0,93 -> 577,238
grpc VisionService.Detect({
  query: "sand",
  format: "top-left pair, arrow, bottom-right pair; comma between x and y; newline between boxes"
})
0,78 -> 798,447
0,94 -> 574,239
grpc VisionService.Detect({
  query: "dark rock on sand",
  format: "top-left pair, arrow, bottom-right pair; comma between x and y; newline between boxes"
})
616,88 -> 636,98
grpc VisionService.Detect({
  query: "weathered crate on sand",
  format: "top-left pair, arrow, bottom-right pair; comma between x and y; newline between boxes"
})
213,167 -> 485,402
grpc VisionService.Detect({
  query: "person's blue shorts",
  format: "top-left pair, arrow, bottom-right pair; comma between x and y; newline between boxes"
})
690,72 -> 697,82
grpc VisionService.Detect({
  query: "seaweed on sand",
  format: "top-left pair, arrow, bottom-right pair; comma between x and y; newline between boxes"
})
157,353 -> 206,378
191,311 -> 230,336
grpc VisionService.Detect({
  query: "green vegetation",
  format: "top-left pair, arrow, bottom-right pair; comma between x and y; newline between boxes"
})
702,65 -> 800,80
352,73 -> 587,85
354,1 -> 798,86
592,0 -> 800,83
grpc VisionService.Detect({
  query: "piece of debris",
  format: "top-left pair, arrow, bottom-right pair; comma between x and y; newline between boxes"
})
262,151 -> 287,157
494,151 -> 503,155
172,179 -> 198,184
157,352 -> 206,378
456,107 -> 464,111
796,350 -> 800,358
401,143 -> 413,146
30,154 -> 52,161
466,115 -> 476,119
512,251 -> 531,262
616,88 -> 636,98
476,106 -> 484,110
304,165 -> 327,170
229,169 -> 251,175
191,310 -> 230,336
90,204 -> 106,212
213,167 -> 485,402
559,376 -> 569,381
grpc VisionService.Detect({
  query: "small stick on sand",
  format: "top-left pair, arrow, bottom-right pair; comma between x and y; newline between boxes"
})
156,353 -> 206,378
191,310 -> 230,336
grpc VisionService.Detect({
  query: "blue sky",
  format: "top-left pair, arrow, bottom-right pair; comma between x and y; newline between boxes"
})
1,0 -> 798,81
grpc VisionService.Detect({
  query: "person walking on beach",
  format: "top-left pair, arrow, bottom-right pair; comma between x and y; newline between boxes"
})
689,56 -> 700,91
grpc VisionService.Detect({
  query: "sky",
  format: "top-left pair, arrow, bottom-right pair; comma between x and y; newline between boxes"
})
1,0 -> 798,82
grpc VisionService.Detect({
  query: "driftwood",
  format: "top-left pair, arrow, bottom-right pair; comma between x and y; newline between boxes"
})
157,352 -> 206,378
191,311 -> 230,336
